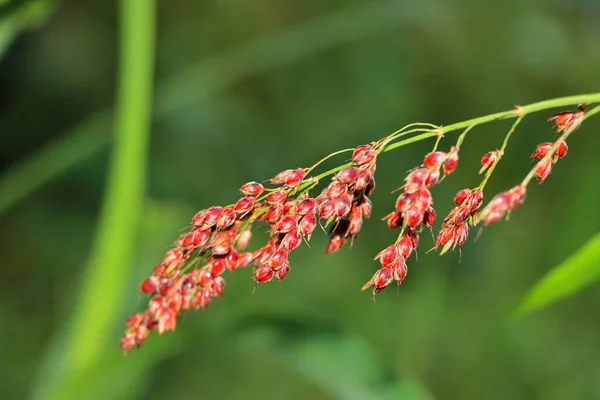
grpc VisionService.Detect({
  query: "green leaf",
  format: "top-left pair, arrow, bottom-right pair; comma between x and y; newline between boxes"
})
514,232 -> 600,318
234,316 -> 434,400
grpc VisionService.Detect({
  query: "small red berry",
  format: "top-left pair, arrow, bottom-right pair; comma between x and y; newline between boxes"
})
256,265 -> 274,283
234,197 -> 255,216
240,182 -> 265,197
479,150 -> 499,175
266,189 -> 288,204
423,151 -> 446,167
285,168 -> 305,187
325,234 -> 345,255
210,258 -> 226,276
141,277 -> 157,294
337,167 -> 360,184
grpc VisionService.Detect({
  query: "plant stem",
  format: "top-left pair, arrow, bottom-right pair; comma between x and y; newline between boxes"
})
63,0 -> 155,377
477,117 -> 523,190
382,93 -> 600,154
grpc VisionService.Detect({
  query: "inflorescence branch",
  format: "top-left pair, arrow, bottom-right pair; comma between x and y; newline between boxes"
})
121,93 -> 600,353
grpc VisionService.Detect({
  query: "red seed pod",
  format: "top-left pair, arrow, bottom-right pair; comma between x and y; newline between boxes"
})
149,296 -> 165,315
276,215 -> 298,234
326,182 -> 348,199
266,203 -> 285,224
508,186 -> 526,209
555,140 -> 568,159
548,108 -> 584,133
141,277 -> 157,294
467,189 -> 484,213
443,146 -> 459,174
126,313 -> 144,329
318,199 -> 336,220
256,243 -> 277,266
285,168 -> 305,187
483,210 -> 504,225
199,269 -> 213,286
530,142 -> 553,159
372,267 -> 393,294
337,167 -> 360,184
283,198 -> 295,215
453,223 -> 469,247
435,225 -> 454,249
405,207 -> 423,228
275,263 -> 290,280
352,145 -> 377,166
266,189 -> 288,205
240,182 -> 265,197
157,308 -> 177,335
479,150 -> 499,175
237,229 -> 252,251
299,213 -> 317,237
255,265 -> 275,283
424,151 -> 446,167
425,168 -> 440,187
535,159 -> 553,183
210,257 -> 226,276
335,194 -> 353,217
234,197 -> 255,216
295,198 -> 317,215
211,231 -> 232,255
355,170 -> 371,191
454,188 -> 472,205
347,209 -> 363,237
452,206 -> 470,224
237,252 -> 254,268
192,288 -> 212,309
226,249 -> 239,271
384,211 -> 402,229
397,234 -> 413,259
377,244 -> 399,267
216,207 -> 236,230
162,249 -> 183,270
395,193 -> 412,212
359,196 -> 372,219
406,168 -> 427,186
270,248 -> 289,270
415,188 -> 432,212
365,176 -> 376,196
270,170 -> 293,185
192,209 -> 207,227
283,227 -> 303,251
211,277 -> 225,297
325,234 -> 346,255
203,206 -> 224,228
408,228 -> 421,249
424,207 -> 436,227
392,259 -> 407,282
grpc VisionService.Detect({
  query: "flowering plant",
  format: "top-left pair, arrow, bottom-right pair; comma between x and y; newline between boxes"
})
121,93 -> 600,353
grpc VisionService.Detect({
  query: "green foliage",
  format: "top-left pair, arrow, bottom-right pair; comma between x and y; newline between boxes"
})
514,232 -> 600,318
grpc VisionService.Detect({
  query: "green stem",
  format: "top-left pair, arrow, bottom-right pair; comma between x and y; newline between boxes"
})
63,0 -> 155,377
477,117 -> 523,190
382,93 -> 600,153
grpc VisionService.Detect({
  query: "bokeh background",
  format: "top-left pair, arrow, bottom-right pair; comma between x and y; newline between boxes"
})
1,0 -> 600,399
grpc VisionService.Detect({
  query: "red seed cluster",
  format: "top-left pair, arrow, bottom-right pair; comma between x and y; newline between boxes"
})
548,105 -> 584,133
122,182 -> 269,352
318,144 -> 377,254
530,140 -> 568,184
479,185 -> 526,226
435,188 -> 483,254
365,147 -> 459,295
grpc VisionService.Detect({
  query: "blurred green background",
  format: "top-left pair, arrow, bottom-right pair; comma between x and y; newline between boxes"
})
1,0 -> 600,399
